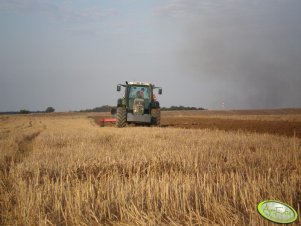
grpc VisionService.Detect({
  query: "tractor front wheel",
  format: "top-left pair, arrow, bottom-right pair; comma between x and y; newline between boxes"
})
116,107 -> 127,128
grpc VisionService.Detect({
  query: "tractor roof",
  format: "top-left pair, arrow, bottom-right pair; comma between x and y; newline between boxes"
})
128,81 -> 152,86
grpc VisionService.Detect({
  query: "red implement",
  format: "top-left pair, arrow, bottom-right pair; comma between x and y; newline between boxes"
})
100,118 -> 116,126
102,118 -> 117,122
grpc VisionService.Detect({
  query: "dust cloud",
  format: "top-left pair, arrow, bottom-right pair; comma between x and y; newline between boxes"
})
158,0 -> 301,108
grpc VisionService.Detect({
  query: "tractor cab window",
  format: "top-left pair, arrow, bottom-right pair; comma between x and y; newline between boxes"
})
129,86 -> 150,99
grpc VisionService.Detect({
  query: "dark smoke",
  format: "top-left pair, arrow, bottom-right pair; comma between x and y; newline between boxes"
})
160,0 -> 301,108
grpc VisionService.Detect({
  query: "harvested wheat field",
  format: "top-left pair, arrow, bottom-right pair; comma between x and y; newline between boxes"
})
1,110 -> 301,225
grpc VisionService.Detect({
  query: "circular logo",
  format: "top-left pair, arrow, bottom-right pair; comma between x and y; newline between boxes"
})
257,200 -> 298,224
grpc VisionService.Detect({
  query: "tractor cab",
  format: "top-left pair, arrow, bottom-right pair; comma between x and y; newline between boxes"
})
127,84 -> 152,115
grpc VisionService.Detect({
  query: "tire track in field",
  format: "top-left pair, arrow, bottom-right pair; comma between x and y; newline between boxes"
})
1,131 -> 41,175
0,128 -> 43,225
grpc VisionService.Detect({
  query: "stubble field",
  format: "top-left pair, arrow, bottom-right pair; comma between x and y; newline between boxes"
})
1,109 -> 301,225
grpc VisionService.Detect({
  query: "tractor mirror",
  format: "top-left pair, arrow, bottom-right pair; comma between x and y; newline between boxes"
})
158,88 -> 162,95
117,85 -> 121,92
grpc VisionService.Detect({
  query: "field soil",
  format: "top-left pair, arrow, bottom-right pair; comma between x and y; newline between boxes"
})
161,117 -> 301,138
93,109 -> 301,138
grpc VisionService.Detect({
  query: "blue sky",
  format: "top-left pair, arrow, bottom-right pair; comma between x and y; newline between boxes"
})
1,0 -> 301,111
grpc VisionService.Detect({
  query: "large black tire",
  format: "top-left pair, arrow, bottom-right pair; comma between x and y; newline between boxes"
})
116,107 -> 126,128
151,108 -> 161,126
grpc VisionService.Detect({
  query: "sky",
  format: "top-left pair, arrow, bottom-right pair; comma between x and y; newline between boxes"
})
0,0 -> 301,111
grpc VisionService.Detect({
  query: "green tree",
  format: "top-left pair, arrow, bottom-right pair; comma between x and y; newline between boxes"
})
45,107 -> 55,113
20,109 -> 30,114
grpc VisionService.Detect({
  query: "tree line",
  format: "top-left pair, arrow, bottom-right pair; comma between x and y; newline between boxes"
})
161,106 -> 206,111
0,107 -> 55,115
1,105 -> 206,115
80,105 -> 206,112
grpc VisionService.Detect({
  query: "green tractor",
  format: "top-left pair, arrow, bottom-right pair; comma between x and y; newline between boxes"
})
116,81 -> 162,127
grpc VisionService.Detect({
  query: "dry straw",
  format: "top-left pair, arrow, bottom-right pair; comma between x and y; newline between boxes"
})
0,114 -> 300,225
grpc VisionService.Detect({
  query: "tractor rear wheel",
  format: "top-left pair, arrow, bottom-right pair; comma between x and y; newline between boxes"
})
116,107 -> 127,128
151,108 -> 161,126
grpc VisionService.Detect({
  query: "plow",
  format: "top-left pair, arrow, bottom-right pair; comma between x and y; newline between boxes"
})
99,117 -> 116,127
99,108 -> 117,127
